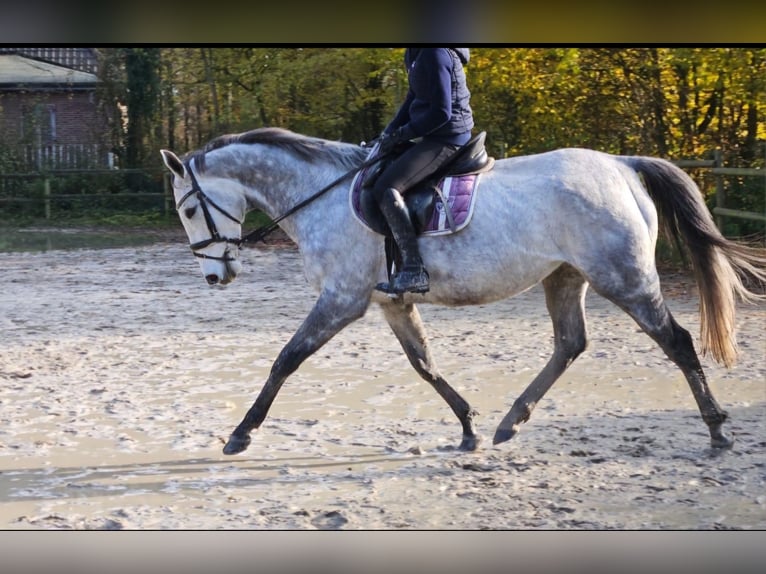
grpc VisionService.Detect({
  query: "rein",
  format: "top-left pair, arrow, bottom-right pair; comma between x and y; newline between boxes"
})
176,147 -> 388,258
237,149 -> 388,246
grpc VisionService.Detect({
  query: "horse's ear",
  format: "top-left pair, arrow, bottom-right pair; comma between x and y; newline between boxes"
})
160,149 -> 186,179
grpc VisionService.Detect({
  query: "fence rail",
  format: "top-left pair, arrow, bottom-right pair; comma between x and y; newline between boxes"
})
675,150 -> 765,229
0,152 -> 763,231
0,169 -> 170,219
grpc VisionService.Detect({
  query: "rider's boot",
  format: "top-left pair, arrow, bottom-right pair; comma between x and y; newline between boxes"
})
376,188 -> 430,294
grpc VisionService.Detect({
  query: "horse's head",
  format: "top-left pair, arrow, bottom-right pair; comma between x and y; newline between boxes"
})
161,149 -> 244,286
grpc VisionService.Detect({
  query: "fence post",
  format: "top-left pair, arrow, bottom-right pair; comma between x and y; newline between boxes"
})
44,178 -> 51,220
713,149 -> 724,230
163,172 -> 171,217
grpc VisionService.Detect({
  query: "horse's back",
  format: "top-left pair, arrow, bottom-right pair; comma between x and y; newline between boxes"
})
419,148 -> 660,304
467,147 -> 655,251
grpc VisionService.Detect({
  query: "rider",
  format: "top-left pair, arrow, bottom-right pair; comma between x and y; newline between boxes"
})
372,47 -> 474,294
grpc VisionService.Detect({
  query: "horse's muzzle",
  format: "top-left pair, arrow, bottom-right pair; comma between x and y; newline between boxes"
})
205,256 -> 242,286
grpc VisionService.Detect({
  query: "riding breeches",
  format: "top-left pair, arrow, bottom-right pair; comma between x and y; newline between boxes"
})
371,138 -> 459,202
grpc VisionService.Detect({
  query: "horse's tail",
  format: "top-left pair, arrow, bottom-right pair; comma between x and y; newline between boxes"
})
622,156 -> 766,368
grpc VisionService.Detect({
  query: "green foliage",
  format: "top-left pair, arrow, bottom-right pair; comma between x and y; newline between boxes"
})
469,47 -> 766,163
115,46 -> 765,179
158,47 -> 403,147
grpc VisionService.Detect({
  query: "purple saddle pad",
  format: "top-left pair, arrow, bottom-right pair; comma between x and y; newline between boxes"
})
350,168 -> 481,236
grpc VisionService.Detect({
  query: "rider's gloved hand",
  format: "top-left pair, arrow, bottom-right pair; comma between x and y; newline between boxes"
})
377,125 -> 414,157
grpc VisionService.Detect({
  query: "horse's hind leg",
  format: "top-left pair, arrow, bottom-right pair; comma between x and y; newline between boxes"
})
380,300 -> 480,451
494,264 -> 589,444
611,290 -> 733,448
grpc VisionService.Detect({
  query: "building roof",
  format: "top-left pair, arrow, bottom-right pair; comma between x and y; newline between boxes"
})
0,54 -> 98,87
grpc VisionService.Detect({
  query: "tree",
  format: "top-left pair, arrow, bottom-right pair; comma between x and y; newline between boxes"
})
124,48 -> 161,168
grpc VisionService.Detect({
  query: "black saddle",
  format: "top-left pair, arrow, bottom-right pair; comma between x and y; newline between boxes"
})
442,131 -> 492,177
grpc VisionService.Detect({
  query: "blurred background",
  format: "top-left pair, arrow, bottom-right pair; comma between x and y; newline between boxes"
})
1,1 -> 764,245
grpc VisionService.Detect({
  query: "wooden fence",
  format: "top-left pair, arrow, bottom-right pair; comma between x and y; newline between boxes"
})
675,150 -> 766,232
0,169 -> 171,219
0,152 -> 763,230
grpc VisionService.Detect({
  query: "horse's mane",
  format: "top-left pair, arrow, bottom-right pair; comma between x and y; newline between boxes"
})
186,127 -> 367,172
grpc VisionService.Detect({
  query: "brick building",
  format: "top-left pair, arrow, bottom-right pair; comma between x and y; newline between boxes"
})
0,47 -> 114,170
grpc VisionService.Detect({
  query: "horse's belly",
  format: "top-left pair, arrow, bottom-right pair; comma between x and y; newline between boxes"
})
425,257 -> 561,307
419,192 -> 563,306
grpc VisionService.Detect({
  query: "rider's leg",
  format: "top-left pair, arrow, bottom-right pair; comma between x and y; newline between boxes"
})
372,139 -> 457,294
378,187 -> 430,293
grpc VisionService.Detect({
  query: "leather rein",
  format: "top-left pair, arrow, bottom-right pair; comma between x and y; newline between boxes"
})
175,149 -> 388,262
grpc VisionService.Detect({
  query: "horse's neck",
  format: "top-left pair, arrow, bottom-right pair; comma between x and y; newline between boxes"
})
234,147 -> 345,238
212,147 -> 301,215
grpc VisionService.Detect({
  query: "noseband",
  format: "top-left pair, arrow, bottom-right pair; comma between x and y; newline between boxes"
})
175,164 -> 242,262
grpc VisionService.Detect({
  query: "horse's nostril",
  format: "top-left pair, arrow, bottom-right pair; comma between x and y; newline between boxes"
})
205,274 -> 220,285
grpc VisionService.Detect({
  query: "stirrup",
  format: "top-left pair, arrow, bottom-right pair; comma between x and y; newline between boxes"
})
376,266 -> 430,295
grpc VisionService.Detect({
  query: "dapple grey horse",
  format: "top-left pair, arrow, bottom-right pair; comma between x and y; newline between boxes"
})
160,127 -> 765,456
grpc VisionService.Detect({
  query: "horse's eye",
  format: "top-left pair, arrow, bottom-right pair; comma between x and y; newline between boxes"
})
184,206 -> 197,219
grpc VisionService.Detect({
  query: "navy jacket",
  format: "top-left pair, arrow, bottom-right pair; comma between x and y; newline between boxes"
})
386,48 -> 474,146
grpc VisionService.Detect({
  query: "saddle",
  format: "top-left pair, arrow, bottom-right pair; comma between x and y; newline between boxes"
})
351,131 -> 495,237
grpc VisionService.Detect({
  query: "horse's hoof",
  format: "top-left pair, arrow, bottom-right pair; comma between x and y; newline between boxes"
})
708,421 -> 734,449
223,434 -> 251,455
459,434 -> 482,451
492,425 -> 519,445
710,434 -> 734,449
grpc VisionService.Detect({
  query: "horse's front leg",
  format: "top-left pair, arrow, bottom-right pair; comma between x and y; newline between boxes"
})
380,299 -> 481,451
223,290 -> 368,455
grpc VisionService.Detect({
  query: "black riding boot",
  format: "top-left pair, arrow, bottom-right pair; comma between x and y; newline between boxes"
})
376,188 -> 430,294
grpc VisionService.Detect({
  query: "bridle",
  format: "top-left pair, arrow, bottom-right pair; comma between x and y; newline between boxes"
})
174,146 -> 391,260
175,163 -> 243,262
